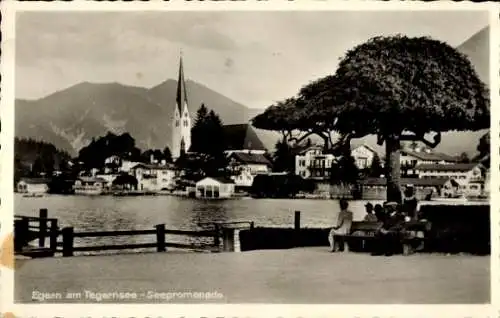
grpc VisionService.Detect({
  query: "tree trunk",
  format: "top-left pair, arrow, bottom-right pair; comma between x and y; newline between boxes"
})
385,136 -> 402,204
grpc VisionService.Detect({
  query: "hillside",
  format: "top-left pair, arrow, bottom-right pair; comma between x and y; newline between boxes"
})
15,80 -> 257,156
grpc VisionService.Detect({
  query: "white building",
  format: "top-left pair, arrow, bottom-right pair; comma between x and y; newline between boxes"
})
400,147 -> 459,166
295,144 -> 381,180
350,144 -> 379,170
130,163 -> 177,192
195,177 -> 235,199
228,151 -> 272,188
295,145 -> 335,180
415,162 -> 486,197
120,159 -> 143,173
74,177 -> 107,195
95,173 -> 119,190
16,178 -> 50,194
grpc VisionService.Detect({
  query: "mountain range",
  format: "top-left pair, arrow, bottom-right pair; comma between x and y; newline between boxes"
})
15,26 -> 489,158
16,80 -> 262,156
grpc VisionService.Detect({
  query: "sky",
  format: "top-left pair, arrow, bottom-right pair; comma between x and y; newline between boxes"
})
16,10 -> 489,109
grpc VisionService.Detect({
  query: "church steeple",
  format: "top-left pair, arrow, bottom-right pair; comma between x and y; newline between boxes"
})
172,54 -> 192,160
176,55 -> 188,113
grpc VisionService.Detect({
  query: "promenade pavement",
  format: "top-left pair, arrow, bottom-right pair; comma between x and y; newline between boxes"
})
14,247 -> 489,304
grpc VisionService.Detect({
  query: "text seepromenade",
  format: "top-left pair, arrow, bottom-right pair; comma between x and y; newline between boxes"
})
32,290 -> 225,302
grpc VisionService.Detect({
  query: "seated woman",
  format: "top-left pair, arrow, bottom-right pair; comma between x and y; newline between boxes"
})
328,199 -> 353,252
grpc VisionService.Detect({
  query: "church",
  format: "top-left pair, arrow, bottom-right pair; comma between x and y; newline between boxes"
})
170,56 -> 270,161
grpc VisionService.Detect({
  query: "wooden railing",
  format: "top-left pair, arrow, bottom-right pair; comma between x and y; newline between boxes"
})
14,209 -> 59,253
14,209 -> 253,257
59,225 -> 219,257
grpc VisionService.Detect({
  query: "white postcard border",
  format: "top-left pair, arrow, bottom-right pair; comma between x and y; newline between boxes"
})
1,1 -> 499,317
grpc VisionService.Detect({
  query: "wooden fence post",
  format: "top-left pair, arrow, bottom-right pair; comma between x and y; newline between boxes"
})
213,224 -> 220,248
62,227 -> 74,257
222,228 -> 235,252
155,224 -> 166,252
294,211 -> 301,231
49,219 -> 59,252
39,208 -> 48,248
14,219 -> 29,253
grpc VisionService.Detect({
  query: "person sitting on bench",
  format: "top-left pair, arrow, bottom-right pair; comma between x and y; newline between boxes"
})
371,202 -> 406,256
402,185 -> 418,220
363,202 -> 378,222
374,204 -> 385,223
328,198 -> 353,252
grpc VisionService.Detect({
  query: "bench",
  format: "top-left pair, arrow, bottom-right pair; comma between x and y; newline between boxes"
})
400,220 -> 432,255
333,220 -> 431,255
333,221 -> 383,252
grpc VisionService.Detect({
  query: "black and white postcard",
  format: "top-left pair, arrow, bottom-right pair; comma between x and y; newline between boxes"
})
0,1 -> 499,317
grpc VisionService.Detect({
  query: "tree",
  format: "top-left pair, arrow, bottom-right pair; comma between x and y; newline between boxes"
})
78,132 -> 142,169
257,36 -> 488,203
369,154 -> 383,178
476,132 -> 490,160
188,106 -> 228,176
329,36 -> 489,202
458,152 -> 470,163
330,152 -> 359,185
272,139 -> 296,173
163,147 -> 172,163
252,83 -> 347,153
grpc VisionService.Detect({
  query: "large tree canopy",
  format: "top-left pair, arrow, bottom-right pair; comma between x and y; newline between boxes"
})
332,35 -> 489,202
254,35 -> 489,203
331,35 -> 489,141
252,77 -> 345,153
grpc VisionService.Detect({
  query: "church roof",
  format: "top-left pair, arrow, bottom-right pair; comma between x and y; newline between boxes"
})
223,124 -> 267,151
229,152 -> 272,166
176,56 -> 188,113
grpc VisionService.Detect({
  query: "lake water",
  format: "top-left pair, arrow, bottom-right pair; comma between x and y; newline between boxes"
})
15,194 -> 380,253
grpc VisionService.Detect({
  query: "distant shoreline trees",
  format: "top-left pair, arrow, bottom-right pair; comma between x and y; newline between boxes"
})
14,137 -> 72,184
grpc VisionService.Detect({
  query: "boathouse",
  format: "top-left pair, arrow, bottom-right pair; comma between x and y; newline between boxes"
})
74,177 -> 107,195
195,177 -> 235,199
16,178 -> 50,194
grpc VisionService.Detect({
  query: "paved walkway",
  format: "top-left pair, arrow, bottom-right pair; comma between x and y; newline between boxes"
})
15,248 -> 490,304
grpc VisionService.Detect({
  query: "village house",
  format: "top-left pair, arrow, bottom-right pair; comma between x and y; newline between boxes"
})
400,147 -> 459,166
130,163 -> 178,192
119,159 -> 144,173
295,144 -> 381,180
295,145 -> 335,180
95,173 -> 120,191
16,178 -> 50,194
414,162 -> 487,197
360,177 -> 450,200
227,151 -> 272,189
350,144 -> 379,170
74,176 -> 107,195
195,177 -> 235,199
